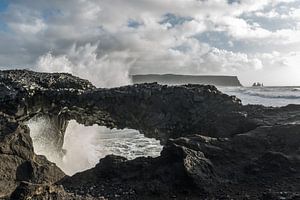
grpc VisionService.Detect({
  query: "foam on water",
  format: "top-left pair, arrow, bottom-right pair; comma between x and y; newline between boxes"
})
27,119 -> 162,175
95,128 -> 162,160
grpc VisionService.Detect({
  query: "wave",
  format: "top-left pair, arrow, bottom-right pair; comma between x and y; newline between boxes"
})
222,87 -> 300,100
239,89 -> 300,99
219,87 -> 300,107
292,88 -> 300,91
242,92 -> 300,99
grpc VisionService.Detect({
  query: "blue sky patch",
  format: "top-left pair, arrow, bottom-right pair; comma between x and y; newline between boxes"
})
0,0 -> 9,32
195,31 -> 261,54
42,8 -> 62,21
196,31 -> 235,50
160,13 -> 193,28
0,20 -> 8,32
127,19 -> 143,28
171,44 -> 192,53
227,0 -> 241,5
0,0 -> 8,12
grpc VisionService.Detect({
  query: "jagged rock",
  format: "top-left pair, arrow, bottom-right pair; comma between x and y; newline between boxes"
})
60,128 -> 300,199
0,69 -> 299,199
10,182 -> 97,200
0,114 -> 64,198
59,148 -> 203,199
0,69 -> 247,146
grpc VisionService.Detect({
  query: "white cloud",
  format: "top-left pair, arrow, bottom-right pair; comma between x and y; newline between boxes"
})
9,18 -> 46,34
0,0 -> 299,85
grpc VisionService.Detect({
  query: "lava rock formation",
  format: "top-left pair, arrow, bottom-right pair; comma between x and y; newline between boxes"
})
0,70 -> 299,200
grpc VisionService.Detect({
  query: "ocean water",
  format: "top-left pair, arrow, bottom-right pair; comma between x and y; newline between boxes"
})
28,86 -> 300,175
219,86 -> 300,107
28,119 -> 163,175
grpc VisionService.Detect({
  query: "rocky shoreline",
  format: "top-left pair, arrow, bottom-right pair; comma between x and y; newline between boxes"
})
0,70 -> 299,200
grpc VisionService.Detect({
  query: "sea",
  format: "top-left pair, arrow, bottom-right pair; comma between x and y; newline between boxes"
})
28,86 -> 300,175
219,86 -> 300,107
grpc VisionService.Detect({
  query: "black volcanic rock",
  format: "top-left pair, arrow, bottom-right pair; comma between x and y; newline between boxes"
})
59,148 -> 204,199
132,74 -> 243,86
10,182 -> 97,200
59,128 -> 300,199
0,114 -> 65,197
0,70 -> 299,199
0,70 -> 245,146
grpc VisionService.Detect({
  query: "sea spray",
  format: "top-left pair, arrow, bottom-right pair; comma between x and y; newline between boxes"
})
27,42 -> 158,175
27,118 -> 162,175
26,117 -> 99,175
35,42 -> 134,88
60,120 -> 100,175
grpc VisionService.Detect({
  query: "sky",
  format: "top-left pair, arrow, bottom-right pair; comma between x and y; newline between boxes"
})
0,0 -> 300,86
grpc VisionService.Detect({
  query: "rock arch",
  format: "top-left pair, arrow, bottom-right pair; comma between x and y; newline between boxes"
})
1,70 -> 247,153
2,70 -> 299,199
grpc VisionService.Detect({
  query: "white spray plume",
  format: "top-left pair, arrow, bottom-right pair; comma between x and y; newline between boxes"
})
29,43 -> 162,176
35,43 -> 134,88
27,118 -> 162,176
27,118 -> 101,175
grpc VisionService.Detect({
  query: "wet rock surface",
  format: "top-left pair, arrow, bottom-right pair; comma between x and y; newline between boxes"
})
0,69 -> 299,199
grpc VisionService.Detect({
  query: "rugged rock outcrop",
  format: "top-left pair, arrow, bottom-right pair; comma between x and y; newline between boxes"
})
0,69 -> 299,199
0,69 -> 246,146
60,131 -> 300,199
10,182 -> 97,200
0,114 -> 65,198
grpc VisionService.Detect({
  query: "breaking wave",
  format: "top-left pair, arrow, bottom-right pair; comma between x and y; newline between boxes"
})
27,118 -> 162,176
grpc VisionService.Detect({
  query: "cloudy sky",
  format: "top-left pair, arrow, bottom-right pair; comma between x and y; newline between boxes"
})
0,0 -> 299,86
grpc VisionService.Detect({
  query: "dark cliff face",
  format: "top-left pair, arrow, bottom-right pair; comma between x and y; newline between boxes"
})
132,74 -> 243,86
0,70 -> 299,200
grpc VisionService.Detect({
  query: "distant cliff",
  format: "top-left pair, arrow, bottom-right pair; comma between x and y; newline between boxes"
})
131,74 -> 242,86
